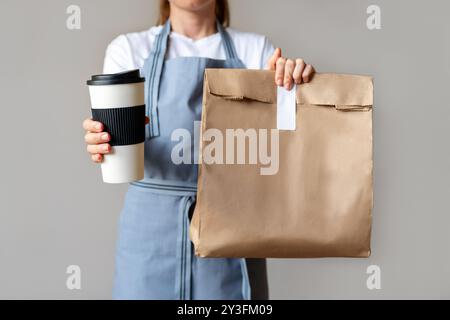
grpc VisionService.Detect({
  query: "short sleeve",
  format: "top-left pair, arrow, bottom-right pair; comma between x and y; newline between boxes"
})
103,35 -> 135,74
226,28 -> 276,70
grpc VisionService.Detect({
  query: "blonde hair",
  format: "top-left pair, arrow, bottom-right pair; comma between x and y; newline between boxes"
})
156,0 -> 230,27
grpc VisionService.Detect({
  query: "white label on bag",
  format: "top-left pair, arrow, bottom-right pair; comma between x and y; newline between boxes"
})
277,85 -> 296,130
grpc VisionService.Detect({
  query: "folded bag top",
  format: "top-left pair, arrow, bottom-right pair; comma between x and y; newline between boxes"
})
205,69 -> 373,108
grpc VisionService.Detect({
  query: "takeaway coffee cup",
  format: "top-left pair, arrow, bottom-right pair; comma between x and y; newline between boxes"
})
87,70 -> 145,183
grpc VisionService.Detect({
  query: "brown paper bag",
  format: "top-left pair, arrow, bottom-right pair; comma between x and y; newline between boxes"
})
190,69 -> 373,258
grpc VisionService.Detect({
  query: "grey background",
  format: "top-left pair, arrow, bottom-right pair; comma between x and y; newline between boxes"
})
0,0 -> 449,299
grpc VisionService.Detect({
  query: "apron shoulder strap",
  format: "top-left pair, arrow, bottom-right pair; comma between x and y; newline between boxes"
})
216,21 -> 239,60
144,20 -> 171,138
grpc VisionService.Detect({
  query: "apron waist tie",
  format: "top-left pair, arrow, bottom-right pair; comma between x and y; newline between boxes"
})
131,180 -> 195,299
130,179 -> 251,300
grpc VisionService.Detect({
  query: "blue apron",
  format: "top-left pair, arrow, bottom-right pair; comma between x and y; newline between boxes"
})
112,20 -> 253,300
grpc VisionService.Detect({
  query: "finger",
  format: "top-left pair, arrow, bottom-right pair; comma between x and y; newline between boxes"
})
302,64 -> 315,83
83,118 -> 103,133
266,48 -> 282,70
87,143 -> 111,155
91,153 -> 103,163
84,132 -> 110,145
145,116 -> 150,125
284,59 -> 295,90
275,57 -> 286,86
293,59 -> 306,84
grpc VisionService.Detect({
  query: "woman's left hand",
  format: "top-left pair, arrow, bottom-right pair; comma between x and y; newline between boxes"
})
266,48 -> 315,90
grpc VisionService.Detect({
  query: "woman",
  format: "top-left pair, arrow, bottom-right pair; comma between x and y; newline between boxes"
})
83,0 -> 315,300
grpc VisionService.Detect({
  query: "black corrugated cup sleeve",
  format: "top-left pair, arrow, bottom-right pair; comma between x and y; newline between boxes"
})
91,105 -> 145,146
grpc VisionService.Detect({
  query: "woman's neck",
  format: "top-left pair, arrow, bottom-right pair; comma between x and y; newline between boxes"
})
169,3 -> 217,40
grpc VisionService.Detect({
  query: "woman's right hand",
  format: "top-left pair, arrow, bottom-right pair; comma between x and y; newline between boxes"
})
83,116 -> 149,163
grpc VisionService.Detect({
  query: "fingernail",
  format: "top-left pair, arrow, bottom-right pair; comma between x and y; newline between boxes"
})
102,133 -> 109,141
276,79 -> 283,86
103,145 -> 109,152
96,123 -> 102,130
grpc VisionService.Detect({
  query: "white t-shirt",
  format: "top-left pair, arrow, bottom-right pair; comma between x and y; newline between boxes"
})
103,25 -> 275,74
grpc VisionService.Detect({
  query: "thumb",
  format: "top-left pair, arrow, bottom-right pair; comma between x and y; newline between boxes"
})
266,47 -> 282,70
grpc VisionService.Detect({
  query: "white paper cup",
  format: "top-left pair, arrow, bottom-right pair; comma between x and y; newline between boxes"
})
87,70 -> 145,183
